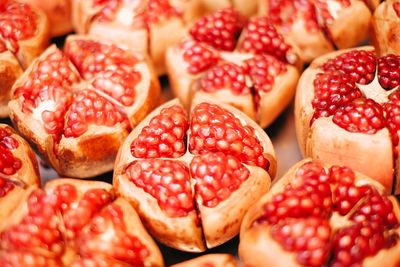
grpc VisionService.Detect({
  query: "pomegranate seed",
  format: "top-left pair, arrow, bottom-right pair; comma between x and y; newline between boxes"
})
64,90 -> 130,138
332,222 -> 399,267
190,152 -> 250,207
311,71 -> 363,123
72,257 -> 126,267
190,102 -> 268,169
384,91 -> 400,158
134,0 -> 180,26
199,62 -> 250,95
322,50 -> 376,85
0,251 -> 61,267
238,17 -> 291,63
126,159 -> 194,217
77,203 -> 149,266
0,2 -> 37,53
314,0 -> 350,25
243,54 -> 287,93
377,54 -> 400,90
0,127 -> 22,176
333,98 -> 385,134
271,217 -> 331,267
182,41 -> 220,75
93,0 -> 122,22
0,177 -> 15,198
131,105 -> 188,158
189,8 -> 243,51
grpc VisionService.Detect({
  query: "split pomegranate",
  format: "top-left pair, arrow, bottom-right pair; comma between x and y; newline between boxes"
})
8,35 -> 161,178
258,0 -> 372,62
0,124 -> 39,224
0,0 -> 49,118
166,9 -> 301,129
171,254 -> 238,267
239,159 -> 400,267
295,46 -> 400,194
372,0 -> 400,56
114,97 -> 276,252
20,0 -> 72,36
0,179 -> 164,266
71,0 -> 202,75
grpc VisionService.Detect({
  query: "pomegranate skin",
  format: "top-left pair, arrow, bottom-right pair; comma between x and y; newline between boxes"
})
0,179 -> 164,267
114,96 -> 276,252
239,159 -> 400,267
295,46 -> 400,194
8,35 -> 161,179
0,1 -> 50,118
201,0 -> 257,17
372,0 -> 400,56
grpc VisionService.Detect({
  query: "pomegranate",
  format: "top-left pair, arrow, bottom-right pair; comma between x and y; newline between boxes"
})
166,9 -> 301,129
20,0 -> 72,36
71,0 -> 202,75
0,0 -> 49,118
0,178 -> 164,266
171,254 -> 238,267
295,46 -> 400,194
114,96 -> 276,252
8,35 -> 161,178
239,159 -> 400,267
372,0 -> 400,56
201,0 -> 257,17
258,0 -> 372,62
0,124 -> 39,223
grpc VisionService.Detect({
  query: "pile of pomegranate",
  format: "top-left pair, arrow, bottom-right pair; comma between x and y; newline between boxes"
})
166,8 -> 301,128
0,0 -> 49,118
114,96 -> 276,252
296,46 -> 400,194
71,0 -> 202,75
258,0 -> 373,62
8,35 -> 161,178
240,159 -> 400,267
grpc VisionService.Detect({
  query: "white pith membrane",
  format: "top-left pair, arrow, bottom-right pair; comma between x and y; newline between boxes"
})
239,159 -> 400,267
114,98 -> 276,252
0,179 -> 164,266
296,46 -> 400,194
8,36 -> 159,178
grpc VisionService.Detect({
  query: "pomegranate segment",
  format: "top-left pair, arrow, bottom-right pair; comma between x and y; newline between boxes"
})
9,36 -> 161,178
0,180 -> 164,267
114,98 -> 276,252
181,41 -> 220,75
239,160 -> 400,267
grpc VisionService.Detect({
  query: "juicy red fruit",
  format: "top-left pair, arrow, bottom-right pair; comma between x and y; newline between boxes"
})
0,128 -> 21,176
189,8 -> 243,51
126,159 -> 194,217
182,42 -> 220,75
377,54 -> 400,90
190,102 -> 268,169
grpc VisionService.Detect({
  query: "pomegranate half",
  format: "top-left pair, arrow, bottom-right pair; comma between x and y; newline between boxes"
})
114,96 -> 276,252
166,8 -> 301,129
0,0 -> 50,118
295,46 -> 400,194
258,0 -> 372,62
9,35 -> 161,178
171,254 -> 238,267
0,178 -> 164,266
372,0 -> 400,56
20,0 -> 72,36
239,159 -> 400,267
71,0 -> 202,75
0,124 -> 39,224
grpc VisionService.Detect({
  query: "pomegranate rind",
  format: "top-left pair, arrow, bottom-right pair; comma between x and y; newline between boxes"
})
294,46 -> 399,193
170,254 -> 238,267
114,97 -> 276,252
372,0 -> 400,56
239,159 -> 400,267
201,0 -> 257,17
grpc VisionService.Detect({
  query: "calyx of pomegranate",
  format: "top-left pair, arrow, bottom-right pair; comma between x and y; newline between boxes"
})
166,9 -> 302,129
0,178 -> 164,266
8,35 -> 161,178
71,0 -> 202,75
258,0 -> 372,62
0,0 -> 50,118
296,46 -> 400,194
113,96 -> 276,252
239,159 -> 400,267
